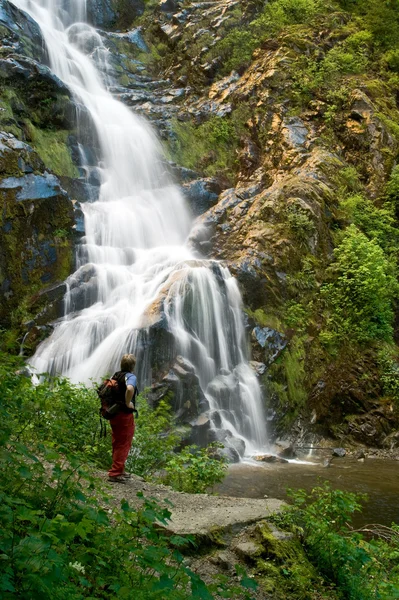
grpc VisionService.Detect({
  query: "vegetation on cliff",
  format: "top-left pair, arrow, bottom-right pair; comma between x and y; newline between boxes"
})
131,0 -> 399,442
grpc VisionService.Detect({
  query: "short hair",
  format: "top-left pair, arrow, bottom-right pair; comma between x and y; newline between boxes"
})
121,354 -> 136,372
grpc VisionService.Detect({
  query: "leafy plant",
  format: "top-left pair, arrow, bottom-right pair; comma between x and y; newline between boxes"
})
162,444 -> 227,493
273,484 -> 399,600
0,349 -> 256,599
320,225 -> 397,344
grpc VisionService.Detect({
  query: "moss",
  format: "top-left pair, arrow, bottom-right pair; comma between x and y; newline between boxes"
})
170,107 -> 252,182
266,335 -> 308,430
24,121 -> 79,178
246,308 -> 283,331
255,522 -> 338,600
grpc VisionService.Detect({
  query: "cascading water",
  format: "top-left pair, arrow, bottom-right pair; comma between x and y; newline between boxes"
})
12,0 -> 268,456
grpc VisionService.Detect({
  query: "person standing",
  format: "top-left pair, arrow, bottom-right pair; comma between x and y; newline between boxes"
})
108,354 -> 137,483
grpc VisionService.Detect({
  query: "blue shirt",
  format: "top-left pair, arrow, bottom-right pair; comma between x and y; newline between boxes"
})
125,373 -> 137,389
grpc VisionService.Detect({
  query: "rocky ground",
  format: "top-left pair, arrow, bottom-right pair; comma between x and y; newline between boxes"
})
99,471 -> 284,537
97,470 -> 337,599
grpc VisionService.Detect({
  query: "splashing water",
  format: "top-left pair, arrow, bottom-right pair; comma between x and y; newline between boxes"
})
12,0 -> 268,455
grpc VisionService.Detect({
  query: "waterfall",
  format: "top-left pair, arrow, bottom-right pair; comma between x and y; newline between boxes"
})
12,0 -> 268,455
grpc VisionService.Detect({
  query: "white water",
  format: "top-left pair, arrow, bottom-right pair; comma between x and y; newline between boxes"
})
13,0 -> 268,455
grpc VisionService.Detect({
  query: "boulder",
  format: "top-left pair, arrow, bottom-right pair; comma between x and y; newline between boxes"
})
252,327 -> 288,366
233,541 -> 262,562
216,445 -> 240,463
159,0 -> 181,13
182,177 -> 224,216
277,445 -> 297,459
332,448 -> 346,458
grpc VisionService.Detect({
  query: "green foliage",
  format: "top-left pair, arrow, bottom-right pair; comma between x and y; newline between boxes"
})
378,346 -> 399,405
284,301 -> 311,331
274,484 -> 399,599
0,351 -> 226,494
386,165 -> 399,208
286,204 -> 316,246
2,367 -> 111,470
207,0 -> 325,75
126,399 -> 179,477
0,350 -> 255,599
162,444 -> 227,493
320,225 -> 397,345
127,401 -> 227,492
339,193 -> 399,253
383,48 -> 399,72
208,31 -> 259,74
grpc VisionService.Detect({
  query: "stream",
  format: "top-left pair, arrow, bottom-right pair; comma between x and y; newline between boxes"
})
217,457 -> 399,527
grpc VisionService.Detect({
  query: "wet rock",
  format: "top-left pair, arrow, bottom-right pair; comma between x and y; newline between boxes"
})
0,0 -> 46,61
208,427 -> 229,443
332,447 -> 346,458
0,134 -> 74,327
277,445 -> 297,459
253,454 -> 288,464
282,116 -> 309,150
146,382 -> 170,406
126,27 -> 148,52
354,449 -> 366,460
252,327 -> 288,366
182,177 -> 223,216
226,436 -> 246,458
190,413 -> 211,445
0,173 -> 67,201
216,445 -> 240,463
249,361 -> 266,376
159,0 -> 180,13
86,0 -> 117,28
0,56 -> 70,95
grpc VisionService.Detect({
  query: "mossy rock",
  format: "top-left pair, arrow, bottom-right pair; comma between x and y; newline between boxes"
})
0,133 -> 74,328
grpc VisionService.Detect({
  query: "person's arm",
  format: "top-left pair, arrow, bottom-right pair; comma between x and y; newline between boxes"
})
125,385 -> 135,409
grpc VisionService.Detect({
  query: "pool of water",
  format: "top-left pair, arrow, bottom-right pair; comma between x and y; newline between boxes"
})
216,457 -> 399,527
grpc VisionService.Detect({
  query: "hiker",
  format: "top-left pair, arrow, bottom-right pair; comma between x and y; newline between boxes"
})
108,354 -> 137,483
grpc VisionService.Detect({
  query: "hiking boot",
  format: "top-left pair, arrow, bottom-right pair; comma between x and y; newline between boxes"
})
121,472 -> 132,479
108,475 -> 127,484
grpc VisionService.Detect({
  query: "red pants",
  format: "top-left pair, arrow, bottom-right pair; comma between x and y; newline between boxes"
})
108,412 -> 135,477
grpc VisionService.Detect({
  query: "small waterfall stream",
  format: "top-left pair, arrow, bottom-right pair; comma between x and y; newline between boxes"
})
12,0 -> 268,456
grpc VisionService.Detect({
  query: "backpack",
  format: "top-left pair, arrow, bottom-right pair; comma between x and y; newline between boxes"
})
97,371 -> 128,421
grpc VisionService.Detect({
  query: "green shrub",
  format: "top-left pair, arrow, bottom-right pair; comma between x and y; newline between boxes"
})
126,399 -> 180,478
209,31 -> 260,74
284,301 -> 311,331
321,225 -> 397,344
386,164 -> 399,208
162,444 -> 227,493
378,346 -> 399,405
0,351 -> 254,598
0,351 -> 226,494
273,484 -> 399,600
383,48 -> 399,72
286,204 -> 316,246
339,193 -> 398,253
